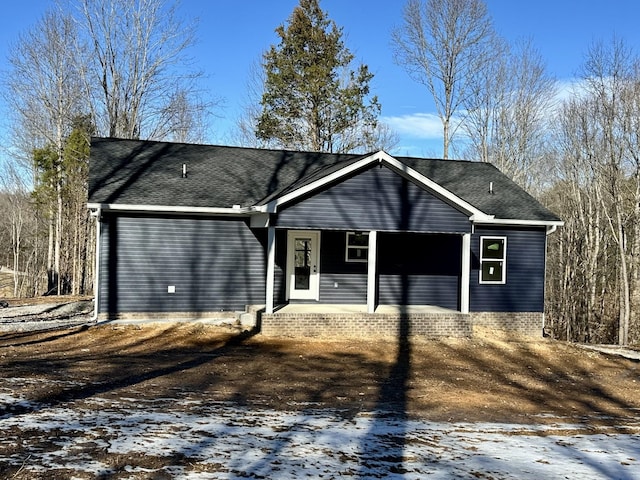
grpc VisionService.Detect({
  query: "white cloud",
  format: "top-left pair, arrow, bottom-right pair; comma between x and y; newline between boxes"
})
555,77 -> 590,103
382,112 -> 443,139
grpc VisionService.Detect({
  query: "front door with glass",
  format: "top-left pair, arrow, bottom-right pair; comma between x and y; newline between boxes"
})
287,230 -> 320,300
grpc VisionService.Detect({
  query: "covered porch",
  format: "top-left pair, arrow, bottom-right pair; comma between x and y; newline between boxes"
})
264,227 -> 472,315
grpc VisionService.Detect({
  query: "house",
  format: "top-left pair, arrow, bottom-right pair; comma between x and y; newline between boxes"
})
87,137 -> 562,338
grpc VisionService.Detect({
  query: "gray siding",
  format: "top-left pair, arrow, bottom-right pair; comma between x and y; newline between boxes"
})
273,230 -> 287,304
469,226 -> 547,312
275,165 -> 471,233
377,275 -> 459,309
99,214 -> 267,314
319,231 -> 367,303
377,233 -> 461,308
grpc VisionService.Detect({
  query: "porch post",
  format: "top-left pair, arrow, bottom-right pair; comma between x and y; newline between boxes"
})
367,230 -> 378,313
266,225 -> 276,314
461,233 -> 471,314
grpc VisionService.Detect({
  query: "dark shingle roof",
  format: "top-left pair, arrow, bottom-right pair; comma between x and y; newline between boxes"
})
398,156 -> 561,222
88,137 -> 560,222
88,137 -> 360,208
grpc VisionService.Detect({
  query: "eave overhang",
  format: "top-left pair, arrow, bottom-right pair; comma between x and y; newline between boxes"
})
474,217 -> 564,235
88,151 -> 563,234
87,202 -> 257,216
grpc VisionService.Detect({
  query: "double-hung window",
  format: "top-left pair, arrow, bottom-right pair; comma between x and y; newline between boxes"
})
479,236 -> 506,284
345,232 -> 369,262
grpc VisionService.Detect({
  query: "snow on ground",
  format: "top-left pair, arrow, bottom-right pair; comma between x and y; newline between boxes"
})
1,378 -> 639,479
0,301 -> 94,332
579,344 -> 640,361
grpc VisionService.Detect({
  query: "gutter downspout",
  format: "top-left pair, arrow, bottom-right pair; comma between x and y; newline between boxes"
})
542,223 -> 559,335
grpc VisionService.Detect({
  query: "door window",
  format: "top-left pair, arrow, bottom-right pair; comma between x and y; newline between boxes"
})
294,238 -> 312,289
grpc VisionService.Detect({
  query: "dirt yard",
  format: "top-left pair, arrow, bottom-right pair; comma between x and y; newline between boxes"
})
0,320 -> 638,423
1,306 -> 639,478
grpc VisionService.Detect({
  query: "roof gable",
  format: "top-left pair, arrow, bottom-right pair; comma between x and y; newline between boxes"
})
275,163 -> 473,233
262,151 -> 490,220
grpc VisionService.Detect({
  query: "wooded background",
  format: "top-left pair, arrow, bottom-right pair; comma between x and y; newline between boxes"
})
1,0 -> 639,345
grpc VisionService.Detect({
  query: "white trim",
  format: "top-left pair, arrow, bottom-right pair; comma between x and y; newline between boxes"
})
266,226 -> 276,314
87,202 -> 255,216
345,231 -> 369,263
475,218 -> 564,228
367,231 -> 378,313
479,236 -> 507,284
461,233 -> 470,314
286,230 -> 321,301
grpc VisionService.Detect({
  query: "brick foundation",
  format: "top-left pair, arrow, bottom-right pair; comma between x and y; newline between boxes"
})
468,312 -> 544,338
260,311 -> 544,339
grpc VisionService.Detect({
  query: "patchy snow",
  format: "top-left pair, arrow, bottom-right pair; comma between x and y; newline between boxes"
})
0,300 -> 94,332
579,344 -> 640,361
1,379 -> 639,479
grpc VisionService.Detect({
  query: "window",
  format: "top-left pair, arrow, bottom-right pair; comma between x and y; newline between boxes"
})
479,236 -> 506,284
345,231 -> 369,262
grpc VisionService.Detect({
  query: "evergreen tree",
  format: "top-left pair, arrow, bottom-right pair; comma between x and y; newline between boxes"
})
257,0 -> 381,153
30,116 -> 94,295
62,115 -> 94,295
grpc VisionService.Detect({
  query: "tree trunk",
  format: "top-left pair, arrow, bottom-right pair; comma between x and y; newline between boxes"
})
616,207 -> 630,345
442,117 -> 449,160
55,178 -> 62,295
47,206 -> 55,294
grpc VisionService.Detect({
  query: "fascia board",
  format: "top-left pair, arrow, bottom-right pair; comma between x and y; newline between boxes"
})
474,218 -> 564,227
475,218 -> 564,235
86,202 -> 254,216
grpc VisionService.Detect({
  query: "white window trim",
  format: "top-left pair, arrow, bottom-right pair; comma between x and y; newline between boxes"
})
479,236 -> 507,284
345,231 -> 369,263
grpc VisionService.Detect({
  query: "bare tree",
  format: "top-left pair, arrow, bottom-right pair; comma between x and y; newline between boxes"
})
582,38 -> 639,346
463,39 -> 556,192
547,38 -> 640,345
0,162 -> 43,297
460,35 -> 509,163
392,0 -> 496,159
232,60 -> 275,149
548,96 -> 610,342
4,9 -> 85,294
76,0 -> 212,140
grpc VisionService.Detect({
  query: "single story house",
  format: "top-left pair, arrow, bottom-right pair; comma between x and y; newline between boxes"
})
87,137 -> 562,338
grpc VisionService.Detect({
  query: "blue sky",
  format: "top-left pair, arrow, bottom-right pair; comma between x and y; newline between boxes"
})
2,0 -> 640,159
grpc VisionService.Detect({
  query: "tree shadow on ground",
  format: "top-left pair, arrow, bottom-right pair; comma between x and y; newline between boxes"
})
0,326 -> 260,418
1,322 -> 639,478
357,271 -> 412,477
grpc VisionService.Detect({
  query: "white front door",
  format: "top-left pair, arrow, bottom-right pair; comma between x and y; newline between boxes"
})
287,230 -> 320,300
